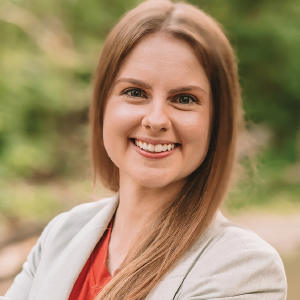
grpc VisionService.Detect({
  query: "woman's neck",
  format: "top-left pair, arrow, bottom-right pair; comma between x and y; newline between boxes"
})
117,174 -> 183,233
106,173 -> 183,275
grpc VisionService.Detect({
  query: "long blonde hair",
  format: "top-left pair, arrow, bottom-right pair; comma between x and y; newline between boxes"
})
90,1 -> 243,299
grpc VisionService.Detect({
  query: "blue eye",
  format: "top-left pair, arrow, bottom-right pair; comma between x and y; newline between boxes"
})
178,95 -> 195,104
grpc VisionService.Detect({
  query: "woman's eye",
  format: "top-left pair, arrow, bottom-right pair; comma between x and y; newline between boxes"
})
125,89 -> 143,97
177,95 -> 196,104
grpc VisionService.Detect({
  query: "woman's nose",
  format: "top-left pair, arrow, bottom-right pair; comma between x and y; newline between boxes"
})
141,100 -> 171,132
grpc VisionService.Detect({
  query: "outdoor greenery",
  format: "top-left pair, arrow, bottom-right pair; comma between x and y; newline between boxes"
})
0,0 -> 299,223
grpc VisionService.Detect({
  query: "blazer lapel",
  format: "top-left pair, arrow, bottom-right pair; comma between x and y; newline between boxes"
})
37,193 -> 119,300
146,212 -> 222,300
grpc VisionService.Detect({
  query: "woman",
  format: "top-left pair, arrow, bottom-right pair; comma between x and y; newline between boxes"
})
2,1 -> 287,300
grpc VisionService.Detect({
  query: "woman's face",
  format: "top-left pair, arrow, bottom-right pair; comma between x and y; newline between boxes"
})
103,33 -> 213,190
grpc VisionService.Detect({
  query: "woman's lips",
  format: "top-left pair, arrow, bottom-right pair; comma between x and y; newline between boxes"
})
130,138 -> 180,159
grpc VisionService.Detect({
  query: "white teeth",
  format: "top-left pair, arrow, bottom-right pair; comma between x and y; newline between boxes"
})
134,139 -> 176,153
142,142 -> 148,150
148,144 -> 155,152
155,144 -> 163,152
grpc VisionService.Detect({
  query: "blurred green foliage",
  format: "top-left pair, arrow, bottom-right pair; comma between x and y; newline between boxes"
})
0,0 -> 299,221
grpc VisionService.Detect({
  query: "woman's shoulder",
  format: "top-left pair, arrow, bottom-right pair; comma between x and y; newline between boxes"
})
183,211 -> 283,266
198,211 -> 286,276
176,212 -> 287,299
52,195 -> 115,226
2,195 -> 118,300
212,212 -> 281,255
39,194 -> 118,249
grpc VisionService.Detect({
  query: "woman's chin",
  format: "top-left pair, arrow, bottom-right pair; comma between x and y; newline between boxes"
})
140,181 -> 170,190
134,175 -> 182,190
121,166 -> 185,190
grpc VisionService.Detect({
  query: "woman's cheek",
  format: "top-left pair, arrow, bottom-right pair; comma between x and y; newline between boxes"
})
103,100 -> 142,158
177,112 -> 211,160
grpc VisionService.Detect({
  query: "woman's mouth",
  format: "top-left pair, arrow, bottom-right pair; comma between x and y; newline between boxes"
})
133,139 -> 177,153
130,138 -> 180,159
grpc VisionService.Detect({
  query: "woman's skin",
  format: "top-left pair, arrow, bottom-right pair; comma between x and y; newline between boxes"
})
103,32 -> 213,275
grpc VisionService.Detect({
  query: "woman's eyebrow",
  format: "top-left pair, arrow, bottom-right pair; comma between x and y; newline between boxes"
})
168,85 -> 208,95
114,78 -> 207,95
114,78 -> 152,90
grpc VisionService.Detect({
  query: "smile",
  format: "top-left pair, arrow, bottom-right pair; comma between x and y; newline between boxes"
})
130,138 -> 180,159
134,139 -> 176,153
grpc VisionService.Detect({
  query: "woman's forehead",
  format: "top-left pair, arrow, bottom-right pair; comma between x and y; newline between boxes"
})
114,32 -> 210,94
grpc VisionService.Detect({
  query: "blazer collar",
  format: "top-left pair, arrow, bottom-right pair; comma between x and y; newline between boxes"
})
37,193 -> 119,300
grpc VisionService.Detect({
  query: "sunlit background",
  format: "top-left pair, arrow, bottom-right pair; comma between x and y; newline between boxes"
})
0,0 -> 299,298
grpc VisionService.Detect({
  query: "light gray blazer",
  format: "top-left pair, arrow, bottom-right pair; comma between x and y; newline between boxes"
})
2,193 -> 287,300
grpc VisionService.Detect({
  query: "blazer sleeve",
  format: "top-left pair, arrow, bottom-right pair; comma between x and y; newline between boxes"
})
1,214 -> 64,300
178,248 -> 287,300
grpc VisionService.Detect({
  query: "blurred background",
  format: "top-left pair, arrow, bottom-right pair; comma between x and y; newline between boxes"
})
0,0 -> 299,298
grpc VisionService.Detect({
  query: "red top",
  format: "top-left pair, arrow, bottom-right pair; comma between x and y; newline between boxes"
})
68,219 -> 114,300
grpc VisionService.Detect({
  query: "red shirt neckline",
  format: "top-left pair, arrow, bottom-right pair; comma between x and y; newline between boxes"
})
68,217 -> 114,300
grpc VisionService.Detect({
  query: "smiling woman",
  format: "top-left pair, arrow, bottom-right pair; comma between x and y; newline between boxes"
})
2,1 -> 287,300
